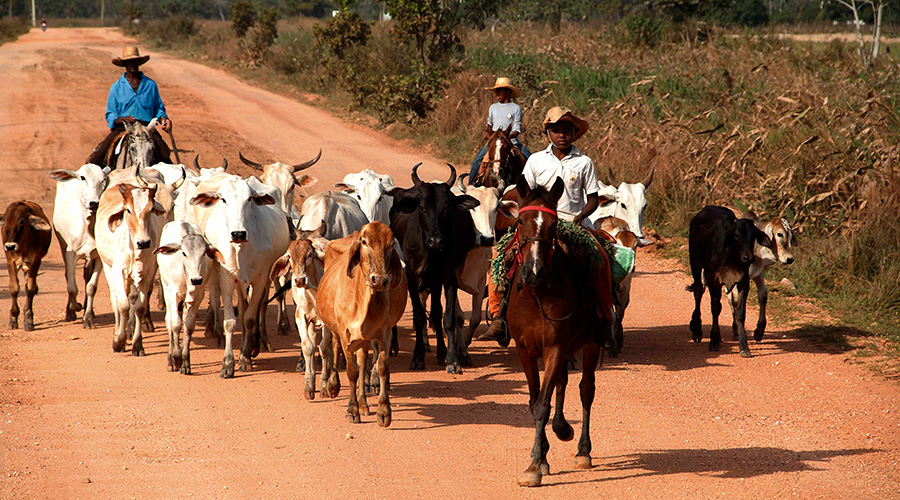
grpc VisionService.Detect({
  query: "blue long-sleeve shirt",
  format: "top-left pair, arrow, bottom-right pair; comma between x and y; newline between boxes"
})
104,73 -> 167,129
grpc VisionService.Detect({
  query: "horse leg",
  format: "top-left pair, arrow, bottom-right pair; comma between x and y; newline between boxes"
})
519,345 -> 562,487
407,268 -> 428,371
575,342 -> 601,469
551,354 -> 574,442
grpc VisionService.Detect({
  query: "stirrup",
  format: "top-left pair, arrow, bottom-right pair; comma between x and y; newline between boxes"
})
476,317 -> 508,342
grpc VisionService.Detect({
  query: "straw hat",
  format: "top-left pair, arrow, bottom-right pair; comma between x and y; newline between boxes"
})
484,77 -> 520,99
542,106 -> 590,141
112,46 -> 150,67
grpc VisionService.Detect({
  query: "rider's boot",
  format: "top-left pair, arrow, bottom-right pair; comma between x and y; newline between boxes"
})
476,296 -> 509,342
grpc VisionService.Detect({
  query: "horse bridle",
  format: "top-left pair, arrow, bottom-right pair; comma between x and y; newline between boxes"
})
513,205 -> 576,322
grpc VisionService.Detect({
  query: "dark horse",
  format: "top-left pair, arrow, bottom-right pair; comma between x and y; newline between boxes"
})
505,175 -> 611,487
474,125 -> 526,189
86,119 -> 171,170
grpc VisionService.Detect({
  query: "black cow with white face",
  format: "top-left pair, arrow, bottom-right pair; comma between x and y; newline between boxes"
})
390,163 -> 479,374
688,205 -> 773,357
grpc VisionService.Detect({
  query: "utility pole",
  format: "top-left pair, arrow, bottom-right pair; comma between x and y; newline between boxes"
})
101,0 -> 106,26
31,0 -> 35,26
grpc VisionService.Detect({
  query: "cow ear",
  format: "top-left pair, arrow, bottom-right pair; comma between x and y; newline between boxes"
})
270,254 -> 291,281
151,200 -> 167,215
549,177 -> 565,202
498,200 -> 519,219
346,237 -> 362,278
252,193 -> 276,206
756,228 -> 773,249
190,192 -> 221,207
311,237 -> 328,261
153,245 -> 179,255
333,182 -> 354,193
395,192 -> 419,214
108,210 -> 126,232
28,215 -> 52,232
455,194 -> 480,211
389,247 -> 404,289
50,169 -> 78,182
295,174 -> 318,188
206,246 -> 226,264
790,230 -> 799,247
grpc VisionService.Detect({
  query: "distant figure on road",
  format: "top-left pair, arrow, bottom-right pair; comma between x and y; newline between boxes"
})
86,46 -> 173,168
40,18 -> 46,32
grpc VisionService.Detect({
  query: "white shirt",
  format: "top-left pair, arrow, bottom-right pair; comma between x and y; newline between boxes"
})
487,102 -> 522,134
523,144 -> 600,222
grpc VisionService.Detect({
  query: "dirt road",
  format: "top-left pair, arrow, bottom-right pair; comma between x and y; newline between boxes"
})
1,28 -> 898,499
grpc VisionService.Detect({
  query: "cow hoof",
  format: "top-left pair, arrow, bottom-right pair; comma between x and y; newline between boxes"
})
518,470 -> 542,488
221,367 -> 234,379
24,322 -> 34,332
180,365 -> 191,375
132,347 -> 145,357
377,411 -> 391,428
574,456 -> 593,469
64,311 -> 77,322
740,350 -> 752,358
446,363 -> 462,375
296,358 -> 305,372
112,339 -> 126,353
83,315 -> 95,329
607,347 -> 619,358
168,362 -> 176,372
346,412 -> 361,424
9,319 -> 18,329
389,347 -> 399,357
459,354 -> 472,367
304,388 -> 315,401
409,360 -> 425,371
754,331 -> 764,343
239,360 -> 253,372
709,343 -> 720,352
692,335 -> 702,344
324,383 -> 340,399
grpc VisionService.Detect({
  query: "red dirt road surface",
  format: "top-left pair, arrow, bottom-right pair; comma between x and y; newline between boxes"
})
1,28 -> 899,499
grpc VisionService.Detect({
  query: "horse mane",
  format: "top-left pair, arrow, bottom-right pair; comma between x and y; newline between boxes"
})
519,184 -> 557,210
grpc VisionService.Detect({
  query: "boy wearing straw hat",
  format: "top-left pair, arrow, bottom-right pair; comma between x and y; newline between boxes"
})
86,46 -> 173,167
477,106 -> 616,342
467,77 -> 531,184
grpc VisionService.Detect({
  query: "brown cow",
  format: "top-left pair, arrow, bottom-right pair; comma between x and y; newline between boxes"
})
317,221 -> 406,426
1,201 -> 53,331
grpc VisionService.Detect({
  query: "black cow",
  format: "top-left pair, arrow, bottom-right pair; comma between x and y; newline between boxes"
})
688,205 -> 772,357
1,201 -> 53,331
390,163 -> 479,374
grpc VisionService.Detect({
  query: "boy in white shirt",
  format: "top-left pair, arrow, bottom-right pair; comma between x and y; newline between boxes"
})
468,77 -> 531,184
478,106 -> 615,342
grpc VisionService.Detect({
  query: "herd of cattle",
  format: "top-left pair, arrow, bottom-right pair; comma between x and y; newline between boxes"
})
1,119 -> 799,429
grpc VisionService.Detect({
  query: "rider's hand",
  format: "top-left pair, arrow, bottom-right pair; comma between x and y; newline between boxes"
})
481,130 -> 491,140
160,117 -> 172,133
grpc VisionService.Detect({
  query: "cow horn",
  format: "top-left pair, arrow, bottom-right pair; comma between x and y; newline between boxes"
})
221,158 -> 228,170
191,154 -> 202,174
642,167 -> 655,188
445,163 -> 457,187
173,166 -> 187,189
607,167 -> 620,187
410,163 -> 423,185
239,151 -> 265,172
134,163 -> 149,188
456,173 -> 468,194
293,149 -> 322,172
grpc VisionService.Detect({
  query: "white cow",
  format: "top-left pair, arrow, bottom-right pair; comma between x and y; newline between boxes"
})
190,175 -> 290,378
451,173 -> 517,343
298,191 -> 368,239
50,164 -> 110,328
96,177 -> 168,356
155,221 -> 223,374
238,150 -> 320,217
334,169 -> 396,224
589,167 -> 654,245
269,223 -> 336,400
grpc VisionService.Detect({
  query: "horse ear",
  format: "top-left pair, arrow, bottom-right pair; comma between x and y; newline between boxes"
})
549,177 -> 565,202
515,174 -> 530,199
147,118 -> 158,132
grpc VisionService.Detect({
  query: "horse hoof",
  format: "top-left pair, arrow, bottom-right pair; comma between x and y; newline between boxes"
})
574,456 -> 593,469
518,471 -> 542,488
220,366 -> 234,379
409,360 -> 425,371
180,365 -> 191,375
346,413 -> 361,424
446,363 -> 462,375
64,311 -> 77,322
754,331 -> 764,342
24,322 -> 34,332
497,337 -> 510,347
740,350 -> 752,358
540,461 -> 550,475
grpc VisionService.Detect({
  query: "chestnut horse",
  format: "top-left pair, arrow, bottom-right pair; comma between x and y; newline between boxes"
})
475,125 -> 526,189
505,176 -> 610,487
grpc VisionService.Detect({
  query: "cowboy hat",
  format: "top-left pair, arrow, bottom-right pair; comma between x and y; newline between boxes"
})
542,106 -> 590,141
112,46 -> 150,67
483,77 -> 520,99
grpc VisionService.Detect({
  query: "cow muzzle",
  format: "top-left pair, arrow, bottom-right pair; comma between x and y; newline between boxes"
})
136,239 -> 152,250
88,201 -> 99,212
426,236 -> 443,250
293,276 -> 308,288
367,274 -> 389,290
190,277 -> 203,286
4,243 -> 17,252
231,231 -> 248,243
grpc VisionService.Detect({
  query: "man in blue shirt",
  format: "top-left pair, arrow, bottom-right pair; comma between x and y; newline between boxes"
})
86,46 -> 174,167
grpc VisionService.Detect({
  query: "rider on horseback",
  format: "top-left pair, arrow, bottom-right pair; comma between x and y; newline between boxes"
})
478,106 -> 614,342
468,77 -> 531,185
86,46 -> 173,168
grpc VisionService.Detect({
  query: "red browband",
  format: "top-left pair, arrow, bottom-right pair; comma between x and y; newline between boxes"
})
518,206 -> 558,216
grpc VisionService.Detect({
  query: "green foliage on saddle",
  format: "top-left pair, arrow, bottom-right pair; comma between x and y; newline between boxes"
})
491,220 -> 619,292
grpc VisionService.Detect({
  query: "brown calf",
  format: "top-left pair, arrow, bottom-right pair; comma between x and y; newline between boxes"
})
1,201 -> 53,331
317,221 -> 406,426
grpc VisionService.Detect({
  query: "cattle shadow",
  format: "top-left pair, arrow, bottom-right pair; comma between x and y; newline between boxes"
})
574,446 -> 881,483
775,324 -> 870,355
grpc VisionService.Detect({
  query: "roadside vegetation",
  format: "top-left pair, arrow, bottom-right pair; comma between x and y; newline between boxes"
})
11,0 -> 900,363
0,17 -> 29,45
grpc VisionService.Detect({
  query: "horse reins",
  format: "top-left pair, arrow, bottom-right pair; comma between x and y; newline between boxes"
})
513,205 -> 576,323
